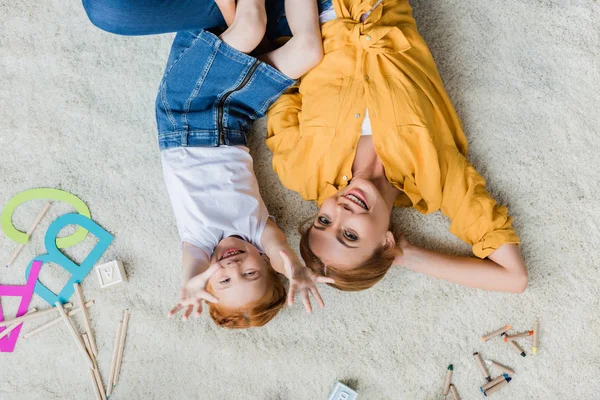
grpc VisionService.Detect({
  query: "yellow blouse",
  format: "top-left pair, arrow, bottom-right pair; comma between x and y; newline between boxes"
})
266,0 -> 519,258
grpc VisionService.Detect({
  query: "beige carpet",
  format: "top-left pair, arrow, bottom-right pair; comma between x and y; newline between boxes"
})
1,0 -> 599,399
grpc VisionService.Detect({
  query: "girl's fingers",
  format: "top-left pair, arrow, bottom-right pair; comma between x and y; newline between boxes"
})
182,305 -> 193,321
301,290 -> 312,314
195,300 -> 203,316
287,285 -> 297,306
203,263 -> 222,279
168,304 -> 183,317
316,276 -> 336,284
201,290 -> 219,304
310,287 -> 325,309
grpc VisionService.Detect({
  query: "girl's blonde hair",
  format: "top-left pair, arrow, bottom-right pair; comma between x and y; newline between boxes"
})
207,266 -> 287,329
298,217 -> 399,291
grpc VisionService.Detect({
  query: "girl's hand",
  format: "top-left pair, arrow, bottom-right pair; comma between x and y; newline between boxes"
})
168,263 -> 221,321
280,250 -> 335,314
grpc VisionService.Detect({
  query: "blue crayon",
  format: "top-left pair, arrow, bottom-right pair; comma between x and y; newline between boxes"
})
483,376 -> 512,396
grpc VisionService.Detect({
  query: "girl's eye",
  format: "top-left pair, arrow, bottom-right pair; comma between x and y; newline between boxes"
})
220,278 -> 231,284
343,230 -> 358,241
244,271 -> 256,277
318,216 -> 331,225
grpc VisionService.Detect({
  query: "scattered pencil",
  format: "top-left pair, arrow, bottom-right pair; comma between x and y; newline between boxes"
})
442,364 -> 453,395
114,310 -> 130,387
483,377 -> 512,396
449,383 -> 461,400
503,331 -> 533,342
22,301 -> 95,339
55,302 -> 94,369
83,333 -> 107,400
473,352 -> 491,382
0,302 -> 73,328
488,360 -> 515,376
532,319 -> 539,354
73,283 -> 98,356
5,202 -> 51,268
0,308 -> 37,340
481,374 -> 509,392
481,325 -> 511,342
503,334 -> 526,357
107,318 -> 124,396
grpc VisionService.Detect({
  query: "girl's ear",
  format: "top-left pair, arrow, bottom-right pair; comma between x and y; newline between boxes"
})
384,231 -> 396,250
261,253 -> 270,264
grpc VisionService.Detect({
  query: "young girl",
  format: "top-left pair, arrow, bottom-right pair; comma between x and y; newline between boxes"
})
150,0 -> 330,327
267,0 -> 528,293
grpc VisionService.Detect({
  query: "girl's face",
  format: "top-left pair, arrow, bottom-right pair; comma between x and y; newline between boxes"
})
208,237 -> 271,309
308,178 -> 395,268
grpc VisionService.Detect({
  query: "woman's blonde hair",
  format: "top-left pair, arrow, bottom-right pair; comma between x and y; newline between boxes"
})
298,217 -> 399,292
207,265 -> 287,329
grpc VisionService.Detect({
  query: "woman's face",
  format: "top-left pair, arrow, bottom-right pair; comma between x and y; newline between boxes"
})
308,178 -> 395,268
208,237 -> 271,309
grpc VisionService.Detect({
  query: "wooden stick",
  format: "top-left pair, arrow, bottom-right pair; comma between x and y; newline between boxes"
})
73,283 -> 98,357
0,308 -> 37,340
114,310 -> 130,386
22,301 -> 95,338
86,364 -> 103,400
107,319 -> 124,396
0,302 -> 73,327
54,302 -> 94,369
5,202 -> 51,267
83,333 -> 107,400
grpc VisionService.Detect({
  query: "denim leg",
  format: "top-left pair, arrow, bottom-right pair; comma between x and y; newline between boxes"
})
81,0 -> 226,35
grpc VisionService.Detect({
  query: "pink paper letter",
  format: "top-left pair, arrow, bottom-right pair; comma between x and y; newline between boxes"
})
0,259 -> 42,352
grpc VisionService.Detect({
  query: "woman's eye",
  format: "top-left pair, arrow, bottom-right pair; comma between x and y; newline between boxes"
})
343,231 -> 358,241
318,216 -> 331,225
244,271 -> 256,277
220,278 -> 231,284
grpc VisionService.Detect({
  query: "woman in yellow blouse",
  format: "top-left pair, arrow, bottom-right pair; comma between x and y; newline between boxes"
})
267,0 -> 528,294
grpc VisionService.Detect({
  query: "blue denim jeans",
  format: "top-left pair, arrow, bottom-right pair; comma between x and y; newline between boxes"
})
82,0 -> 292,38
156,30 -> 295,149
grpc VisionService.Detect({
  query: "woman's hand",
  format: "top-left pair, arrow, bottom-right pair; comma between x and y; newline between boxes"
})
280,250 -> 335,313
168,263 -> 220,321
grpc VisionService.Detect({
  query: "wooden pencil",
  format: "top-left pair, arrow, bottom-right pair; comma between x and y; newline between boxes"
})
5,202 -> 51,268
114,310 -> 130,386
83,333 -> 107,400
0,308 -> 37,340
73,283 -> 98,356
0,302 -> 73,328
22,301 -> 95,339
107,319 -> 124,396
55,302 -> 94,369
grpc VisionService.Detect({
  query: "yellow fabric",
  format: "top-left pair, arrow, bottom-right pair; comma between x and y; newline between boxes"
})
266,0 -> 519,258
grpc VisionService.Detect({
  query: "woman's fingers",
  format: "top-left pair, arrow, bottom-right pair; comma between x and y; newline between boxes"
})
301,290 -> 312,314
182,305 -> 193,321
310,287 -> 325,309
316,276 -> 336,284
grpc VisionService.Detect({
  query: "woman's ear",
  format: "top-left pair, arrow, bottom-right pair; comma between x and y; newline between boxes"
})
384,231 -> 396,250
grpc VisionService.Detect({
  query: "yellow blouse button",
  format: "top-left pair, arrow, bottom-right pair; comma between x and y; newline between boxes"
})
342,176 -> 348,181
365,35 -> 371,41
354,113 -> 360,118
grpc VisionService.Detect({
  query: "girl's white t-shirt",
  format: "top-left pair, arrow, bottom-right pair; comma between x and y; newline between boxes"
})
161,146 -> 269,257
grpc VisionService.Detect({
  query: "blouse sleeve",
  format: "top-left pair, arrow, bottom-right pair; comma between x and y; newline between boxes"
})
439,146 -> 520,258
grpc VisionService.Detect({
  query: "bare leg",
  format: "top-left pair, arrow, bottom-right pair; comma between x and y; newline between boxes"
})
259,0 -> 323,78
214,0 -> 236,27
219,0 -> 266,53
